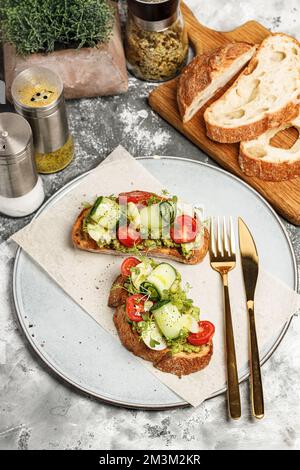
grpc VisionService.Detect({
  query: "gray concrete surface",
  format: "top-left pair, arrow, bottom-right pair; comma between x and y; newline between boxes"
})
0,0 -> 299,450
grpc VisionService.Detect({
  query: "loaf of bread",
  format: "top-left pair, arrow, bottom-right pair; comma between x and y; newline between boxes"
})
177,42 -> 256,123
239,113 -> 300,181
204,34 -> 300,143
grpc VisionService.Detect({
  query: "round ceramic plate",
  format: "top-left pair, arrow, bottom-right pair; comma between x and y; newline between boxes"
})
13,157 -> 297,410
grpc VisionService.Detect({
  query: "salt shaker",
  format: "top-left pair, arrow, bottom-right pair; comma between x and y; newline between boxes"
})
0,112 -> 45,217
11,66 -> 74,174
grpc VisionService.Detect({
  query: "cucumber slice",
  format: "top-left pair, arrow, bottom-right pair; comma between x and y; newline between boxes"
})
141,322 -> 167,351
127,202 -> 141,229
145,263 -> 177,297
140,282 -> 160,300
89,196 -> 103,221
140,204 -> 161,231
152,302 -> 183,339
150,299 -> 170,311
89,196 -> 119,228
159,201 -> 176,225
86,223 -> 111,245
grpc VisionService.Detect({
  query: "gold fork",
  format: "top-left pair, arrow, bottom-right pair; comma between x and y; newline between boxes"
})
210,217 -> 241,420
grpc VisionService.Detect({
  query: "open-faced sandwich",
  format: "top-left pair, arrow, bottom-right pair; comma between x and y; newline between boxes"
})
72,190 -> 209,264
108,256 -> 215,377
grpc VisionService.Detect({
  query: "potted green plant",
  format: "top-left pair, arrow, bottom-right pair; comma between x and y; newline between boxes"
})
1,0 -> 128,100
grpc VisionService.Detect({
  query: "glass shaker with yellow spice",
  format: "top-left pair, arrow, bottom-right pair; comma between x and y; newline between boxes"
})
11,66 -> 74,174
125,0 -> 188,81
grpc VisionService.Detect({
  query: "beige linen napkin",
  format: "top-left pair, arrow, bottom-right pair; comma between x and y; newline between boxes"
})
12,145 -> 300,407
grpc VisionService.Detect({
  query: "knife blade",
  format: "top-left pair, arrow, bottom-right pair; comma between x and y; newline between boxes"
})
238,217 -> 259,301
238,217 -> 264,419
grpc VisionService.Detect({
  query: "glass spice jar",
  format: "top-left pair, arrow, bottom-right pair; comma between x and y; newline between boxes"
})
125,0 -> 188,82
11,66 -> 74,174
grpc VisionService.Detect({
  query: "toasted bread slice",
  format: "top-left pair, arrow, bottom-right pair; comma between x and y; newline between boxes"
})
112,303 -> 213,377
204,34 -> 300,143
177,42 -> 256,123
72,208 -> 209,265
108,275 -> 213,377
239,113 -> 300,181
108,274 -> 129,308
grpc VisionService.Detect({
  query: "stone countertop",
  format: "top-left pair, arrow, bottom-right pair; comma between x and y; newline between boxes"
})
0,0 -> 300,450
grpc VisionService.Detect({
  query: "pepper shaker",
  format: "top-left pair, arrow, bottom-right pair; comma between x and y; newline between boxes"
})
11,66 -> 74,174
0,113 -> 45,217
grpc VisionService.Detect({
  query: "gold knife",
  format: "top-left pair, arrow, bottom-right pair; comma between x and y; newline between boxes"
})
238,217 -> 264,419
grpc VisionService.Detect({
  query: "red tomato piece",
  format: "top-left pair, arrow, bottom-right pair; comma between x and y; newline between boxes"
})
126,294 -> 145,322
170,215 -> 197,244
187,321 -> 215,346
121,257 -> 140,276
117,226 -> 142,248
118,191 -> 154,206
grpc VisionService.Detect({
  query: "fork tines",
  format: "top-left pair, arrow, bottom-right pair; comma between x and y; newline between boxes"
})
210,216 -> 236,260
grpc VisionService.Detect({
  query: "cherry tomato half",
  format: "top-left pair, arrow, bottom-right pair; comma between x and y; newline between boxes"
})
121,257 -> 140,277
118,191 -> 154,206
170,215 -> 197,244
117,225 -> 142,248
126,294 -> 145,322
187,321 -> 215,346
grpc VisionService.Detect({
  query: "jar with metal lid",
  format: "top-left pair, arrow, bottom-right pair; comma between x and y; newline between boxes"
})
125,0 -> 188,81
0,113 -> 45,217
11,66 -> 74,174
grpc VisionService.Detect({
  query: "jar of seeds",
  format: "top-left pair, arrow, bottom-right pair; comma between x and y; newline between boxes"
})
11,66 -> 74,174
125,0 -> 188,82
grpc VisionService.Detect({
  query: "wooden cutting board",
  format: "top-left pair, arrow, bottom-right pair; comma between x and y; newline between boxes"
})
149,3 -> 300,225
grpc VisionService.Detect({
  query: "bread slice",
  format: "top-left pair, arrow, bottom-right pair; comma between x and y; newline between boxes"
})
204,33 -> 300,143
108,276 -> 213,377
72,208 -> 209,265
108,274 -> 129,308
239,112 -> 300,181
177,42 -> 256,123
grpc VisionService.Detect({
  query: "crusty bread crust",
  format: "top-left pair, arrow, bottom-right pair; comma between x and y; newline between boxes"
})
108,274 -> 128,308
72,208 -> 209,265
204,33 -> 300,143
239,148 -> 300,181
177,42 -> 256,123
154,344 -> 213,375
113,304 -> 213,377
206,100 -> 300,143
239,113 -> 300,181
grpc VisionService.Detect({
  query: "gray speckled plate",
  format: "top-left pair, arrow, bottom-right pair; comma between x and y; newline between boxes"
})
13,157 -> 297,410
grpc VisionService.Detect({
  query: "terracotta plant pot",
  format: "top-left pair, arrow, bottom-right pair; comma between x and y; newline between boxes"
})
4,13 -> 128,102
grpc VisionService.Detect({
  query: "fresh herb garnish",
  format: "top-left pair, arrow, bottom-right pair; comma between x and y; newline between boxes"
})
0,0 -> 115,55
146,195 -> 164,206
